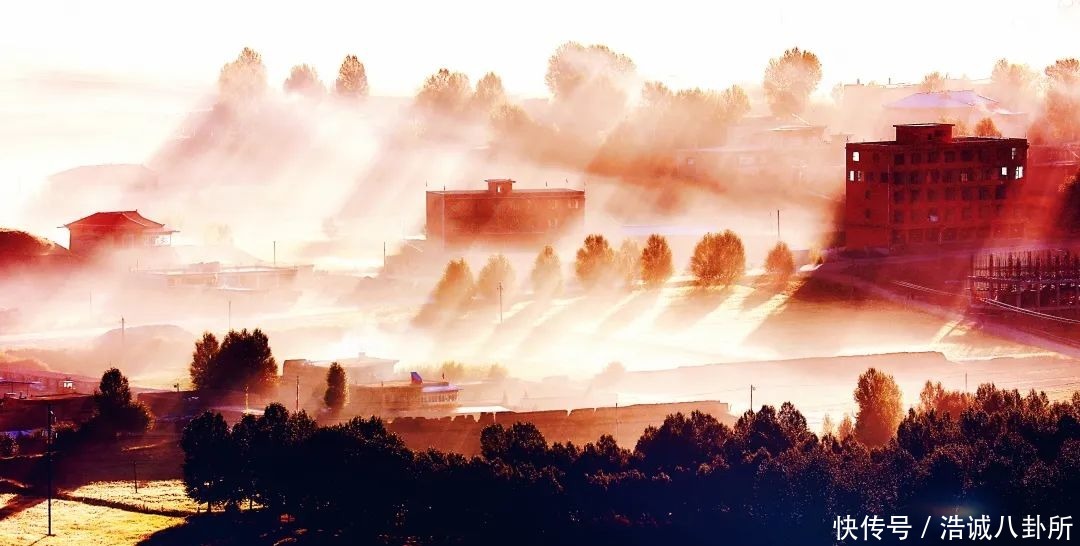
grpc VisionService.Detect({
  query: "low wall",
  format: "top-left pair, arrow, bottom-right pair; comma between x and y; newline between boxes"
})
387,400 -> 733,456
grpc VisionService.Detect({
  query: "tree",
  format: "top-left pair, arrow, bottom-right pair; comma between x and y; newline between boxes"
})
0,434 -> 16,457
820,414 -> 835,437
615,239 -> 641,288
190,332 -> 219,391
837,414 -> 854,441
530,245 -> 562,296
1044,58 -> 1080,141
920,71 -> 945,92
90,368 -> 152,435
762,47 -> 822,117
471,72 -> 507,118
973,117 -> 1002,137
476,254 -> 514,302
574,234 -> 616,290
690,230 -> 746,288
218,47 -> 268,105
324,362 -> 348,414
853,368 -> 904,448
181,412 -> 241,512
990,59 -> 1038,110
764,241 -> 796,282
1059,168 -> 1080,233
432,259 -> 475,309
284,64 -> 324,97
640,234 -> 674,289
192,329 -> 278,394
545,42 -> 636,139
416,68 -> 471,115
335,54 -> 369,99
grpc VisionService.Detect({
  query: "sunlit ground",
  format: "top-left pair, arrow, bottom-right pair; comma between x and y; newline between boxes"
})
68,480 -> 198,515
0,497 -> 183,546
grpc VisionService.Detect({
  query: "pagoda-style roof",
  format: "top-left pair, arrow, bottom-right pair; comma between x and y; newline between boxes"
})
62,210 -> 175,233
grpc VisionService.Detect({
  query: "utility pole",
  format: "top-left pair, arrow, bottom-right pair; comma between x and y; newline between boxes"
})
776,209 -> 781,242
120,317 -> 125,364
133,461 -> 139,493
295,375 -> 300,413
46,403 -> 53,536
498,282 -> 504,324
273,241 -> 277,267
383,242 -> 387,270
750,384 -> 757,413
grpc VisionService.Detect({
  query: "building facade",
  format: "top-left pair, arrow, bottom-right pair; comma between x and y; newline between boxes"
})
425,179 -> 585,248
845,124 -> 1029,251
63,210 -> 175,256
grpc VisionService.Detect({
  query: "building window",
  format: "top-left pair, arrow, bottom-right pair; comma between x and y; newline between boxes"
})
908,172 -> 919,184
944,170 -> 954,183
893,172 -> 904,184
864,190 -> 871,199
946,188 -> 957,201
1000,166 -> 1008,180
686,158 -> 695,166
866,172 -> 875,182
931,170 -> 941,183
1011,147 -> 1017,160
961,150 -> 973,162
910,189 -> 920,203
928,208 -> 940,223
912,153 -> 922,164
894,191 -> 904,204
849,170 -> 856,182
881,171 -> 888,182
945,151 -> 956,163
927,189 -> 937,202
928,151 -> 940,163
894,154 -> 905,165
962,208 -> 973,220
864,209 -> 871,220
962,188 -> 974,201
873,153 -> 880,162
995,185 -> 1007,200
1015,166 -> 1024,179
894,211 -> 904,223
852,151 -> 860,162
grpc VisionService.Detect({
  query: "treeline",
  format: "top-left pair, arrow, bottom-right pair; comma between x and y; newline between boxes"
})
211,45 -> 822,183
179,368 -> 1080,545
418,232 -> 795,324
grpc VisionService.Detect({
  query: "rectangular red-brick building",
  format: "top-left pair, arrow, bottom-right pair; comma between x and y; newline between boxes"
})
425,179 -> 585,248
844,124 -> 1028,252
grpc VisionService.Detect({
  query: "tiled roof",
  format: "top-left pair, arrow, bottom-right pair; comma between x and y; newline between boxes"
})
64,210 -> 167,230
885,90 -> 1018,115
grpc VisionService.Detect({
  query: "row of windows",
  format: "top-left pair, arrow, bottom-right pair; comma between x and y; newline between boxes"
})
872,185 -> 1014,204
849,166 -> 1023,183
891,224 -> 1024,244
880,204 -> 1018,224
852,147 -> 1019,165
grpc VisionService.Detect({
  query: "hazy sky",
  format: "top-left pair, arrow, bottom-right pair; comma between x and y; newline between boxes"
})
3,0 -> 1079,97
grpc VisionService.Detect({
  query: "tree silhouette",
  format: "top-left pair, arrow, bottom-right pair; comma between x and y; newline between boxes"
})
218,47 -> 267,105
324,362 -> 348,414
89,367 -> 152,436
471,72 -> 507,118
854,368 -> 904,447
530,245 -> 563,296
640,234 -> 674,289
284,64 -> 324,97
191,329 -> 277,394
416,68 -> 471,116
432,259 -> 475,309
181,411 -> 240,512
1044,58 -> 1080,141
476,254 -> 514,302
690,230 -> 746,288
335,54 -> 369,99
764,241 -> 796,282
973,117 -> 1002,137
575,234 -> 616,290
762,47 -> 822,117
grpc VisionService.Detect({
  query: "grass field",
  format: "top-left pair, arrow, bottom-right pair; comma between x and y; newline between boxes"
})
0,497 -> 184,546
66,480 -> 198,516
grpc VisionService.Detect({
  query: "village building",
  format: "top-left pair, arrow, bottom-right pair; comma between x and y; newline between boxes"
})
425,179 -> 585,248
844,123 -> 1029,252
62,210 -> 175,256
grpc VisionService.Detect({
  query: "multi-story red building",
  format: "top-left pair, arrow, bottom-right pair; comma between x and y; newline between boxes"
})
845,124 -> 1029,252
425,179 -> 585,247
